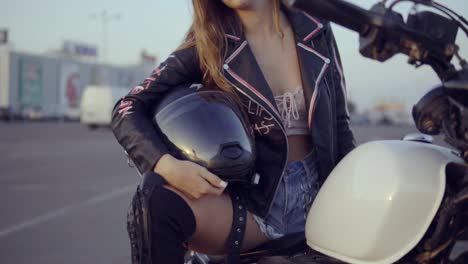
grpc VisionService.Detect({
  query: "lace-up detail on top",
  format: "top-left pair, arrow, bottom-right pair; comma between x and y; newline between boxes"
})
274,87 -> 309,136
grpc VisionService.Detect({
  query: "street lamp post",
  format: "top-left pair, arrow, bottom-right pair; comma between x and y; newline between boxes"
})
90,11 -> 121,64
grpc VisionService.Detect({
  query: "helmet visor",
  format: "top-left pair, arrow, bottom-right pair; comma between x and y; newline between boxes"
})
155,91 -> 253,166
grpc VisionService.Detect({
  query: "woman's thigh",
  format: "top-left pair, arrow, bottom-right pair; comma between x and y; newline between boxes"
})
164,186 -> 268,255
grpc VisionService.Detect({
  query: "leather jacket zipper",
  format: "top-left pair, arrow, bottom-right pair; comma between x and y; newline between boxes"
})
224,71 -> 290,216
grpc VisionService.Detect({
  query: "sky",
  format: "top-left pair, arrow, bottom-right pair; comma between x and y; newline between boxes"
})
1,0 -> 467,111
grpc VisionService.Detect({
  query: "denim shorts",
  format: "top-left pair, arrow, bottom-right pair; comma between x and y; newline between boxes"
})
253,150 -> 320,240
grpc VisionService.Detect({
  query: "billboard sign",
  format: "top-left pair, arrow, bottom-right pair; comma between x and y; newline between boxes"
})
19,59 -> 43,112
60,62 -> 81,118
63,41 -> 98,57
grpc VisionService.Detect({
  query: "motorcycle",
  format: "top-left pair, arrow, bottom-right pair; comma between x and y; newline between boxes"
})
124,0 -> 467,263
182,0 -> 468,263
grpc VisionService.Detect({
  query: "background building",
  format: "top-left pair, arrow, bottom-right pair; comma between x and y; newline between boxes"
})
0,41 -> 153,120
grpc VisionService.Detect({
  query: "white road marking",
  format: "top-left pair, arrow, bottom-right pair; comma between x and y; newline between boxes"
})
12,184 -> 49,191
0,184 -> 135,238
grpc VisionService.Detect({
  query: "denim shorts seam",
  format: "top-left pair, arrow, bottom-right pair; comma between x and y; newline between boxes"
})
254,150 -> 319,240
301,159 -> 312,181
252,214 -> 284,240
283,177 -> 288,219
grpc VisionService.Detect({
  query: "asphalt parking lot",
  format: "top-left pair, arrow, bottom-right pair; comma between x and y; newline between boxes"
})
0,122 -> 465,263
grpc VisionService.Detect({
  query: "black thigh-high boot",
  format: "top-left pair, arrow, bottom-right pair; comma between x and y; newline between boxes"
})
149,187 -> 197,263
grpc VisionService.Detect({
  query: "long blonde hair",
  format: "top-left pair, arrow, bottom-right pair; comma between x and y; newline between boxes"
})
179,0 -> 284,94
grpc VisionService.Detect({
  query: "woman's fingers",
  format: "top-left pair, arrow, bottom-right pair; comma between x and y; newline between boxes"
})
199,168 -> 228,191
165,159 -> 228,199
200,181 -> 225,196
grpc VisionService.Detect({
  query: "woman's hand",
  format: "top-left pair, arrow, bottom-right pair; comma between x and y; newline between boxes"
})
154,154 -> 228,199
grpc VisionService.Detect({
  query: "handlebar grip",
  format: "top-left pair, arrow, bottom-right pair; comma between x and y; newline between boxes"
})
285,0 -> 402,35
286,0 -> 370,33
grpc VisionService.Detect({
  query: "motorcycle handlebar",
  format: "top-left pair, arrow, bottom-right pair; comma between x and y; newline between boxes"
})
285,0 -> 455,78
285,0 -> 370,33
288,0 -> 456,43
285,0 -> 405,34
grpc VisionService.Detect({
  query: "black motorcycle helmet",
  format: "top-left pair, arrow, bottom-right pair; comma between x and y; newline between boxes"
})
153,84 -> 257,185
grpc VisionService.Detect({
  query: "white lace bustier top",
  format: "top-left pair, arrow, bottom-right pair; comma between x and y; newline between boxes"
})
274,87 -> 309,136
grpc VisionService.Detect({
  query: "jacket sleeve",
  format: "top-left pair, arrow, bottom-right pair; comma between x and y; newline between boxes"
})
325,25 -> 357,160
111,46 -> 202,174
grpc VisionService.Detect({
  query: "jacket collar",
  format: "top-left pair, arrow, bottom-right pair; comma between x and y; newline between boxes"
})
222,8 -> 331,129
223,7 -> 327,45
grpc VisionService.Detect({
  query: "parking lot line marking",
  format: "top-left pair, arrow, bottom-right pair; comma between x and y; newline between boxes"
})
0,184 -> 135,238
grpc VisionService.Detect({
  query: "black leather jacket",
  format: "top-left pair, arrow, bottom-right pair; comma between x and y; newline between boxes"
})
111,8 -> 356,218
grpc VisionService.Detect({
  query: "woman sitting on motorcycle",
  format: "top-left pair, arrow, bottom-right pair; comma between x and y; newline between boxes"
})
111,0 -> 356,263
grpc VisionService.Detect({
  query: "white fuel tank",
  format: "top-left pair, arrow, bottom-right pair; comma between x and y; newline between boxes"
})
306,140 -> 463,264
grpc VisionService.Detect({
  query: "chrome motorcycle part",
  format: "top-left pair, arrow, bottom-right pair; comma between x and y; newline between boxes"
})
402,133 -> 434,143
412,86 -> 448,135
